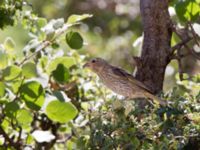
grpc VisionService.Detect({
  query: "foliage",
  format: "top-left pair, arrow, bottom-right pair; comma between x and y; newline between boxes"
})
0,0 -> 23,29
0,0 -> 199,149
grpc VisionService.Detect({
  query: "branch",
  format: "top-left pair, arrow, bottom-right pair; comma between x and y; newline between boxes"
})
0,126 -> 19,149
173,26 -> 200,60
170,37 -> 192,54
18,24 -> 72,66
184,44 -> 200,60
19,41 -> 50,66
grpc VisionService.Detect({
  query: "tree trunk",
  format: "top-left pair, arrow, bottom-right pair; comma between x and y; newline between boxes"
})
136,0 -> 172,94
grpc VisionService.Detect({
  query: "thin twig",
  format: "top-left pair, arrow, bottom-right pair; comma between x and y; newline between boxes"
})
184,44 -> 200,60
17,126 -> 22,143
18,41 -> 50,66
170,37 -> 192,54
173,26 -> 200,60
0,126 -> 18,149
18,24 -> 73,66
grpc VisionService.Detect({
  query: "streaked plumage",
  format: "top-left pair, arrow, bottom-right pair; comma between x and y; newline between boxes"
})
83,57 -> 166,106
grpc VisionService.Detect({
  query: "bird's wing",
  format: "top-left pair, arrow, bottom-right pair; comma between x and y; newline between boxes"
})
111,67 -> 152,93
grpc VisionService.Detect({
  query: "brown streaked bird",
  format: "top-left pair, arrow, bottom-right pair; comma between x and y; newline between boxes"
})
83,57 -> 166,106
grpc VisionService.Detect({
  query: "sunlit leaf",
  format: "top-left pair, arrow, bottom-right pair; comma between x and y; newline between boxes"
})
16,109 -> 33,128
4,37 -> 15,51
46,100 -> 78,123
10,79 -> 23,94
65,31 -> 83,49
67,14 -> 93,24
20,81 -> 45,110
47,56 -> 76,74
22,62 -> 37,78
3,65 -> 22,81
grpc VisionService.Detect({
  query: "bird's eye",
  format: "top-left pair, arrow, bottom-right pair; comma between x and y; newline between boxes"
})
91,59 -> 96,63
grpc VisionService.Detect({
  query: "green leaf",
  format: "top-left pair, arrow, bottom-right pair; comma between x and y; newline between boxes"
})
0,82 -> 5,97
37,18 -> 47,28
46,100 -> 78,123
53,91 -> 66,102
4,37 -> 15,51
10,79 -> 22,94
16,109 -> 33,128
22,62 -> 37,78
65,31 -> 83,49
3,65 -> 22,81
67,14 -> 93,24
52,64 -> 70,83
47,56 -> 76,74
175,0 -> 200,22
4,101 -> 20,118
38,56 -> 48,71
0,50 -> 8,69
20,81 -> 45,111
131,137 -> 140,148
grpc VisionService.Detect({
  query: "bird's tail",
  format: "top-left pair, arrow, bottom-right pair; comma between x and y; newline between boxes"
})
144,92 -> 167,106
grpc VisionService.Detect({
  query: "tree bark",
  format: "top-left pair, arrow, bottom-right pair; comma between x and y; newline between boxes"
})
136,0 -> 172,94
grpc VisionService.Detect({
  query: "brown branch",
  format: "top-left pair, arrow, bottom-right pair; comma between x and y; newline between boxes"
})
17,127 -> 22,143
184,44 -> 200,60
170,37 -> 192,54
173,25 -> 200,60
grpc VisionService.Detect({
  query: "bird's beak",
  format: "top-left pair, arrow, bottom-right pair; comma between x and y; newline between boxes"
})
83,62 -> 89,68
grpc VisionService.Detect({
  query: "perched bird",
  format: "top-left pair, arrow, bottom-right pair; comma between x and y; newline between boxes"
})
83,57 -> 166,106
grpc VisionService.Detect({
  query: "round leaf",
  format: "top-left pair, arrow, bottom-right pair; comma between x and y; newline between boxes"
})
3,65 -> 22,81
52,64 -> 70,83
16,109 -> 33,128
20,81 -> 45,111
65,31 -> 83,49
4,37 -> 15,51
22,62 -> 37,78
46,100 -> 78,123
47,56 -> 76,74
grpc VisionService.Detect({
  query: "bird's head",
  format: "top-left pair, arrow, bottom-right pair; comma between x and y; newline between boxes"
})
83,57 -> 108,73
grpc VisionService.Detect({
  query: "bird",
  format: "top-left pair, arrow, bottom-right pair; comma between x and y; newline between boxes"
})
83,57 -> 166,106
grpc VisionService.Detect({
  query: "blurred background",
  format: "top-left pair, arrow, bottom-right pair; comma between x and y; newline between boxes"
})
0,0 -> 200,91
